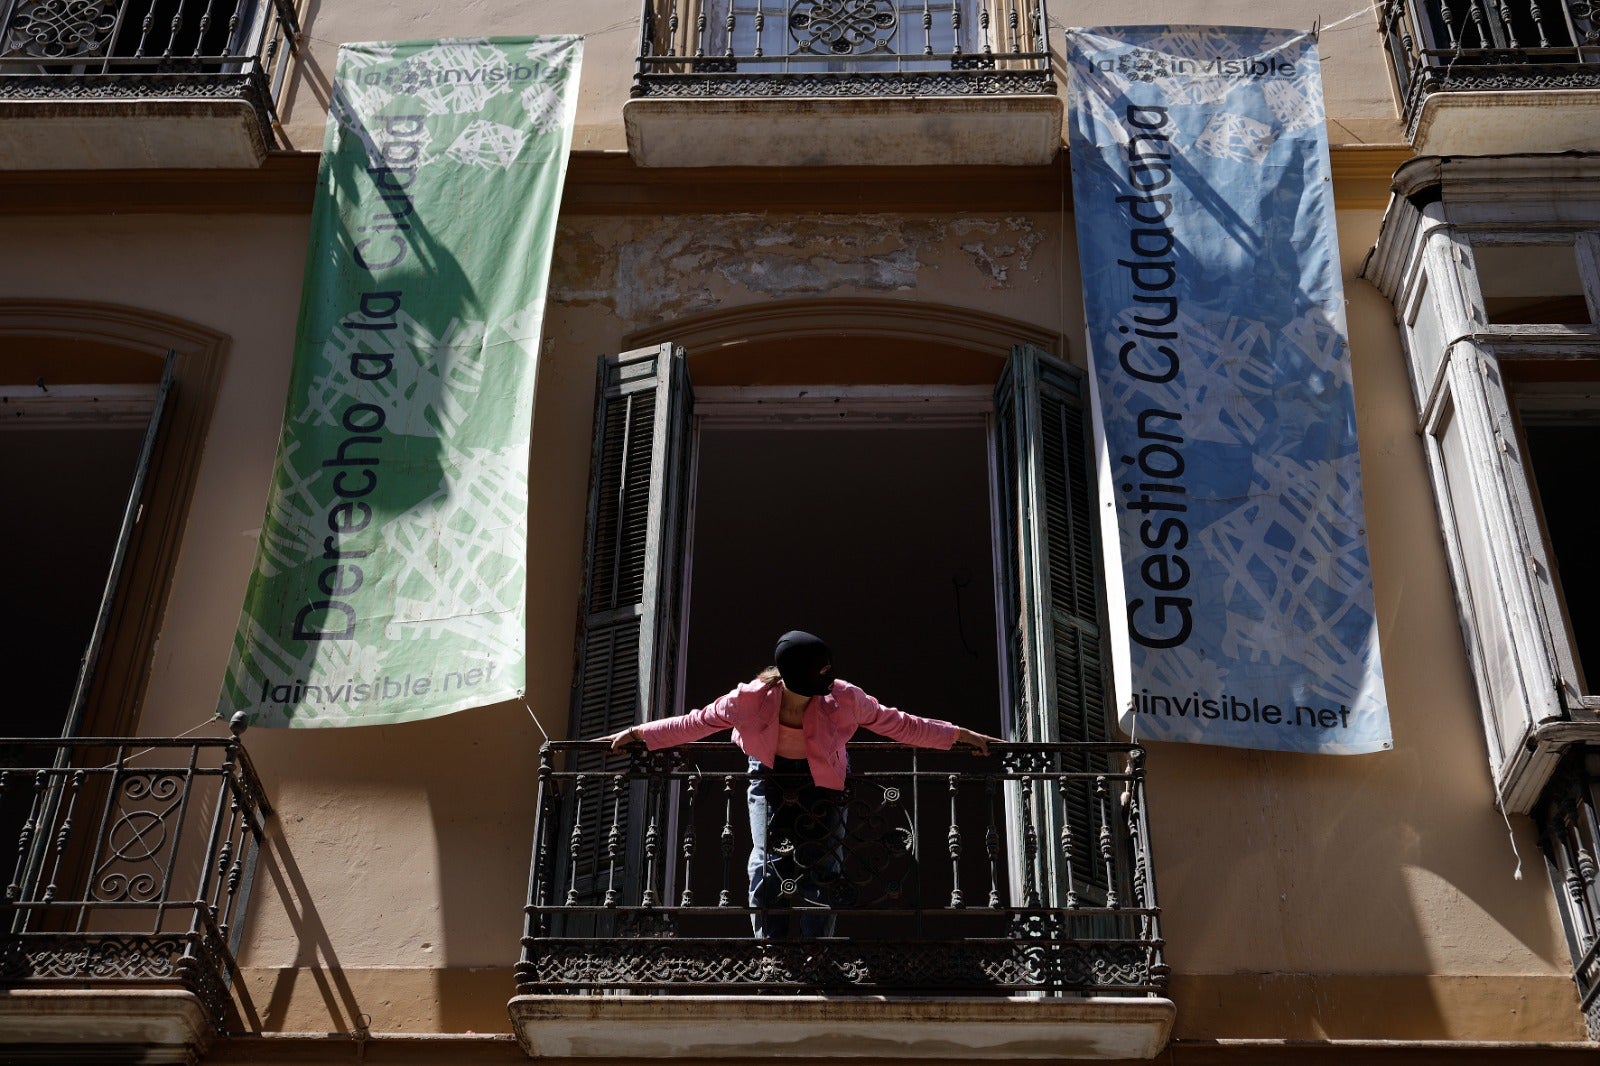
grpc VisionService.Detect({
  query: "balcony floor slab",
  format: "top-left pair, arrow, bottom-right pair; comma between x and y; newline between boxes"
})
0,987 -> 215,1062
624,95 -> 1063,167
1413,89 -> 1600,156
0,98 -> 270,169
508,993 -> 1176,1060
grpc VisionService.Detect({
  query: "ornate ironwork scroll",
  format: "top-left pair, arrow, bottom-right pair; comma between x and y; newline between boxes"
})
2,0 -> 117,60
0,733 -> 271,1034
634,68 -> 1051,96
789,0 -> 897,55
634,0 -> 1052,97
520,936 -> 1158,992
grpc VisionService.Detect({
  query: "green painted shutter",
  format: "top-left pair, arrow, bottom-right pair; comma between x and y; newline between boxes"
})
563,344 -> 693,915
994,344 -> 1111,902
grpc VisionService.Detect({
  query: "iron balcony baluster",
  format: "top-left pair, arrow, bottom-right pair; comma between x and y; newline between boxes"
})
0,730 -> 270,1033
630,0 -> 1050,96
1537,750 -> 1600,1039
1378,0 -> 1600,138
0,0 -> 304,149
946,773 -> 963,909
519,739 -> 1164,995
679,772 -> 699,907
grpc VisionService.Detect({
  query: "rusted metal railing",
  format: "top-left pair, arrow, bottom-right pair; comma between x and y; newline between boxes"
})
0,731 -> 270,1032
517,740 -> 1164,995
1380,0 -> 1600,135
631,0 -> 1053,97
0,0 -> 301,134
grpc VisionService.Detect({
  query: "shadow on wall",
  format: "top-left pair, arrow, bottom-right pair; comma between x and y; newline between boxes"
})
1151,266 -> 1572,1043
237,701 -> 544,1035
248,816 -> 365,1033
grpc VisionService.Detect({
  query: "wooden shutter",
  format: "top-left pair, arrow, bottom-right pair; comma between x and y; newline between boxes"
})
995,345 -> 1108,744
563,344 -> 693,911
60,352 -> 176,739
994,344 -> 1111,902
1422,344 -> 1569,812
11,355 -> 175,915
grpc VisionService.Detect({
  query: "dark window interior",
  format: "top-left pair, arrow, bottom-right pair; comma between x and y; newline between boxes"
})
0,426 -> 144,739
684,423 -> 999,734
678,421 -> 1008,937
1477,244 -> 1593,327
1522,422 -> 1600,690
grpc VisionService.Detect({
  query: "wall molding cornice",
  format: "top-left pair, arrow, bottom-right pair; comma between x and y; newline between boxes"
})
0,145 -> 1413,216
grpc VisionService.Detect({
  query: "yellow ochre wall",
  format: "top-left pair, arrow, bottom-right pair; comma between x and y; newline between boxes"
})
271,0 -> 1404,152
0,0 -> 1587,1048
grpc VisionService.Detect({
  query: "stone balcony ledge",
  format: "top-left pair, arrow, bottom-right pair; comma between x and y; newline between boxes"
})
508,993 -> 1177,1060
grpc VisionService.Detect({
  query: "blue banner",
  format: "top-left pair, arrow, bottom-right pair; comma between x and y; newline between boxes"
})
1066,26 -> 1390,754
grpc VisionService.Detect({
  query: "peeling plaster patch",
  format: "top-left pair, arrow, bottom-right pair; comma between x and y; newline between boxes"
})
548,222 -> 612,307
611,214 -> 948,322
961,242 -> 1011,285
717,248 -> 922,295
617,226 -> 729,322
950,217 -> 1046,287
550,214 -> 1048,325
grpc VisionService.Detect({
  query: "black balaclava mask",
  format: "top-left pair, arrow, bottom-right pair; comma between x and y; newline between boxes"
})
774,631 -> 835,698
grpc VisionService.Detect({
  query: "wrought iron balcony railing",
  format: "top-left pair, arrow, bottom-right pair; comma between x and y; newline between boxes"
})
0,732 -> 270,1032
1380,0 -> 1600,133
0,0 -> 300,134
517,740 -> 1164,995
631,0 -> 1053,98
1536,746 -> 1600,1040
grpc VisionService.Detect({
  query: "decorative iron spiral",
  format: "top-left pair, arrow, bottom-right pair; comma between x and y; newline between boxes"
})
789,0 -> 897,54
122,773 -> 181,803
95,870 -> 161,903
4,0 -> 117,59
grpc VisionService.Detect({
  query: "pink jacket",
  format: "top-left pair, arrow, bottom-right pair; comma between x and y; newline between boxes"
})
635,678 -> 960,790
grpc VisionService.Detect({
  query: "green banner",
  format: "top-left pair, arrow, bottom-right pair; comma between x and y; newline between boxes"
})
219,36 -> 582,728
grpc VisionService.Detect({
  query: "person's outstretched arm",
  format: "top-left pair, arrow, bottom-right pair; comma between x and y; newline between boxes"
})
596,683 -> 757,751
840,684 -> 999,754
950,726 -> 1000,754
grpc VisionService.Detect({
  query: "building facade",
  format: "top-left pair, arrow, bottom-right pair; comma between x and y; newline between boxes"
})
2,0 -> 1599,1062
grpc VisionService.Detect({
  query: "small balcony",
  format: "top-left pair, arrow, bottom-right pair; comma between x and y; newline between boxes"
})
0,733 -> 269,1061
1536,747 -> 1600,1041
1379,0 -> 1600,153
622,0 -> 1061,166
509,741 -> 1174,1061
0,0 -> 301,168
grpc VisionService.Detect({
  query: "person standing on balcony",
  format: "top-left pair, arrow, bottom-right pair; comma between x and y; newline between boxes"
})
599,630 -> 998,938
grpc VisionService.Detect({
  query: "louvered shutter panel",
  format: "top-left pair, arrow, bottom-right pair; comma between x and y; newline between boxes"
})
563,344 -> 693,914
995,344 -> 1111,902
1422,346 -> 1568,808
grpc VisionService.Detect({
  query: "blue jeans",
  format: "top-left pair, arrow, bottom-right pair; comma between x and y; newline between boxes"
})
747,756 -> 846,939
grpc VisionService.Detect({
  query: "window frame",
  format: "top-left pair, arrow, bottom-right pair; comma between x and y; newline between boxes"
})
0,301 -> 227,740
1374,198 -> 1600,813
1461,231 -> 1600,329
566,344 -> 1118,911
682,382 -> 1004,724
1507,377 -> 1600,699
